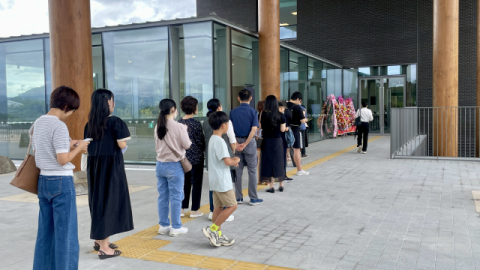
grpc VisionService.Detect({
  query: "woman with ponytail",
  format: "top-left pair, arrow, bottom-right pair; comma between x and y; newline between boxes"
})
84,89 -> 133,260
155,99 -> 191,236
203,99 -> 236,221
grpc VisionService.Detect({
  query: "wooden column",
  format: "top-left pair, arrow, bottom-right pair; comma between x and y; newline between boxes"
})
433,0 -> 459,157
258,0 -> 280,100
49,0 -> 93,170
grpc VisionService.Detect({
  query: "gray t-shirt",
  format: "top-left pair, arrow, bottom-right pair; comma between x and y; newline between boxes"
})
31,115 -> 75,175
207,135 -> 232,192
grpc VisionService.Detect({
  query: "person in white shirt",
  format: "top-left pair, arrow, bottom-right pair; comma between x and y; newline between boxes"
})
355,101 -> 374,154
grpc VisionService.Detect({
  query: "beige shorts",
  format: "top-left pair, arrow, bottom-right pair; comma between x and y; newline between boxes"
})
212,190 -> 237,208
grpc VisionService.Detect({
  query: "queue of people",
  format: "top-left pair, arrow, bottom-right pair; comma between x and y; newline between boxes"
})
30,85 -> 316,268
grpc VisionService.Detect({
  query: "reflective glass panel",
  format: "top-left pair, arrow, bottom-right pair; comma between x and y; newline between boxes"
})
343,69 -> 358,107
103,27 -> 169,120
103,27 -> 169,163
406,64 -> 417,107
307,58 -> 325,142
174,22 -> 213,117
280,0 -> 297,39
231,30 -> 259,109
0,39 -> 46,159
214,23 -> 229,112
92,46 -> 104,90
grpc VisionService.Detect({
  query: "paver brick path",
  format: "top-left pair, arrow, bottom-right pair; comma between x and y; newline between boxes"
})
2,136 -> 480,269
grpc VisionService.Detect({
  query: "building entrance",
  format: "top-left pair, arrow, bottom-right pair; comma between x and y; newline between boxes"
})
359,76 -> 406,135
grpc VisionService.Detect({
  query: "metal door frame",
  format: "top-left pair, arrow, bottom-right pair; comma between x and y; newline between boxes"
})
358,75 -> 406,135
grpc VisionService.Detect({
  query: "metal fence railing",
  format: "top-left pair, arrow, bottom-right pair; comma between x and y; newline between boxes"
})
390,107 -> 479,160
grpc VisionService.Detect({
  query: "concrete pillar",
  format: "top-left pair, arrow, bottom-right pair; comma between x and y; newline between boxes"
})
432,0 -> 459,157
258,0 -> 280,100
48,0 -> 93,170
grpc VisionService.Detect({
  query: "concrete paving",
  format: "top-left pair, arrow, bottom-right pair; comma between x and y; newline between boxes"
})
2,135 -> 480,269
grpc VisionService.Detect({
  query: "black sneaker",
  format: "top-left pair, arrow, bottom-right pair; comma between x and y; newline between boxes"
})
285,177 -> 293,181
278,186 -> 284,192
266,188 -> 275,193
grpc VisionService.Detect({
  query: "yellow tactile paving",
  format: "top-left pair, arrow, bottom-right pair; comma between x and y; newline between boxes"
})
91,138 -> 384,269
286,136 -> 382,177
229,261 -> 268,270
141,250 -> 180,263
168,253 -> 208,267
196,257 -> 237,270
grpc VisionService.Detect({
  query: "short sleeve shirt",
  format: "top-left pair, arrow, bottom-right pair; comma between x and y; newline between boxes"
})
31,115 -> 75,172
261,112 -> 286,138
177,118 -> 205,165
229,103 -> 259,137
287,102 -> 305,132
207,135 -> 233,192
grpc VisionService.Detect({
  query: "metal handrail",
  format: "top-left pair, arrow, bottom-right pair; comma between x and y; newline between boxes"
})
390,106 -> 479,160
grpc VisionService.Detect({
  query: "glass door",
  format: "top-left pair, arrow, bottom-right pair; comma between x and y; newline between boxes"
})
359,76 -> 405,134
360,78 -> 381,133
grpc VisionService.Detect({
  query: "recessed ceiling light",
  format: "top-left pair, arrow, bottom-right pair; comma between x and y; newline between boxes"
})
192,55 -> 196,58
128,60 -> 132,63
280,23 -> 289,26
292,12 -> 297,15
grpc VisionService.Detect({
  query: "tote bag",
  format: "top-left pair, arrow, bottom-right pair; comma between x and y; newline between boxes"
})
10,126 -> 40,194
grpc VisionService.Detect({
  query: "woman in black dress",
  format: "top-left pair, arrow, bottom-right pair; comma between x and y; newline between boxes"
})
84,89 -> 133,259
178,96 -> 205,218
260,95 -> 286,193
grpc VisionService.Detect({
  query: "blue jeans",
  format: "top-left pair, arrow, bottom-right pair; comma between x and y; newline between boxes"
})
33,175 -> 79,270
156,161 -> 184,229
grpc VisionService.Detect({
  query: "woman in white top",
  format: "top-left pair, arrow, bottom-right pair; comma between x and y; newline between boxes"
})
203,99 -> 236,221
355,101 -> 374,154
32,86 -> 89,270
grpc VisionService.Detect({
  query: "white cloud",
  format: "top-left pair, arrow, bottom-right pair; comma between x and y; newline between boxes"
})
0,0 -> 196,38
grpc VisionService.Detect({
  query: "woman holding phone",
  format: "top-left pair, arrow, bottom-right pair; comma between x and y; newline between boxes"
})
84,89 -> 133,259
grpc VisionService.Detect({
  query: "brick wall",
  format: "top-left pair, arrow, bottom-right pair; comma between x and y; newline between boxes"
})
196,0 -> 258,31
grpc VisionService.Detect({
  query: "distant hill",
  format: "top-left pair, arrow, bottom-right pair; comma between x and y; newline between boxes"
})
9,86 -> 46,101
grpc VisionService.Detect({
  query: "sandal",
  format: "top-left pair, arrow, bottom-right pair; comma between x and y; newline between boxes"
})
98,249 -> 122,260
94,242 -> 118,251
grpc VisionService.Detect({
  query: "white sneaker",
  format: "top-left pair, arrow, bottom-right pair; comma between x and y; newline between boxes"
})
190,211 -> 204,218
181,209 -> 185,217
357,146 -> 362,153
296,170 -> 309,176
361,151 -> 367,154
158,225 -> 172,235
169,227 -> 188,237
208,212 -> 213,221
226,215 -> 234,222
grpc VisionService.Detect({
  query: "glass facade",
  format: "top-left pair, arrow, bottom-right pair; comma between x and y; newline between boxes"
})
0,18 -> 347,163
280,0 -> 297,39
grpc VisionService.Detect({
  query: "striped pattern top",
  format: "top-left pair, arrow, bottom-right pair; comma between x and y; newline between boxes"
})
30,115 -> 75,175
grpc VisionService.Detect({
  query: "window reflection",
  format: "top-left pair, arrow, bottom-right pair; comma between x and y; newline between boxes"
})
172,22 -> 213,117
103,27 -> 170,120
0,39 -> 46,159
231,30 -> 259,109
280,0 -> 297,39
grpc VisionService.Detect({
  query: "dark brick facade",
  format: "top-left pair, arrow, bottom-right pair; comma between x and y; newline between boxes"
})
197,0 -> 478,107
196,0 -> 258,31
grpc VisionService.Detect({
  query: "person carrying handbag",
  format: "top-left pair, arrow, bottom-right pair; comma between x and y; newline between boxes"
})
31,86 -> 89,270
154,99 -> 192,237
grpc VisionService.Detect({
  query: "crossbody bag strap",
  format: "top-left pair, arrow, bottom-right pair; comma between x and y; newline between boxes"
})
163,136 -> 181,159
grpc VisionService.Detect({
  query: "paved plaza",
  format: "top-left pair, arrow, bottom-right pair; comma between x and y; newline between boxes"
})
2,136 -> 480,269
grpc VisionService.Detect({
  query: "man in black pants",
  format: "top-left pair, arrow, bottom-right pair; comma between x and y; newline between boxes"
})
285,92 -> 309,176
356,101 -> 374,154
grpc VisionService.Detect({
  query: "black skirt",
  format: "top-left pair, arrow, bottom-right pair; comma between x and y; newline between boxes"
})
260,137 -> 285,182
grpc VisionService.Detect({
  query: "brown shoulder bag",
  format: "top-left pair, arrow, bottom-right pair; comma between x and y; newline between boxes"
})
10,125 -> 40,194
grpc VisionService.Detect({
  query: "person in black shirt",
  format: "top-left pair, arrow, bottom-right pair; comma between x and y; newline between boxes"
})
260,95 -> 286,193
285,92 -> 309,176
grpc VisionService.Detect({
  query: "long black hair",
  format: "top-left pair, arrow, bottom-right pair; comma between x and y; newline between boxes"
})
157,99 -> 176,140
263,95 -> 281,128
206,98 -> 221,118
87,89 -> 114,140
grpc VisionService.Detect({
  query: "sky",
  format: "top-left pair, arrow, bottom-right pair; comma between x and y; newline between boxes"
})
0,0 -> 197,38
